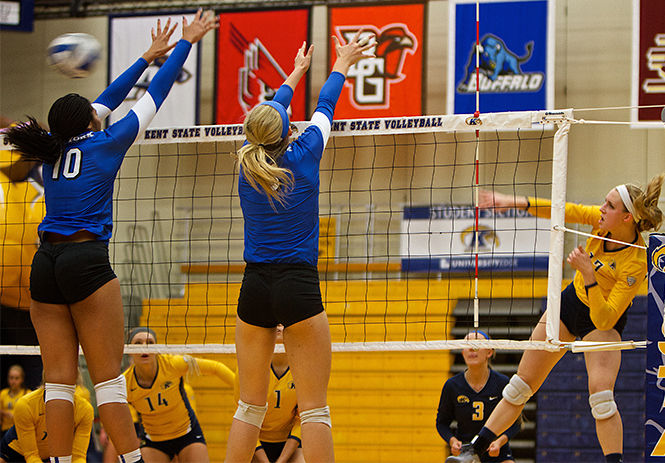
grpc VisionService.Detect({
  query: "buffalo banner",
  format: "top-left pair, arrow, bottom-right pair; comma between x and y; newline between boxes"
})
448,0 -> 554,114
109,13 -> 200,127
216,9 -> 309,124
632,0 -> 665,123
328,3 -> 424,118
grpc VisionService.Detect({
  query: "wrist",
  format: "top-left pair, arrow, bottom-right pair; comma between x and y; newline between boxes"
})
141,53 -> 155,64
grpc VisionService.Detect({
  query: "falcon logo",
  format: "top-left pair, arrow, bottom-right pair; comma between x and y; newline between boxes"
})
230,23 -> 288,115
652,244 -> 665,273
458,33 -> 543,94
336,24 -> 418,109
461,225 -> 499,252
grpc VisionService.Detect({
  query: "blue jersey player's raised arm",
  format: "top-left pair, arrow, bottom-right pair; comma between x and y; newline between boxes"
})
224,33 -> 375,463
4,11 -> 217,463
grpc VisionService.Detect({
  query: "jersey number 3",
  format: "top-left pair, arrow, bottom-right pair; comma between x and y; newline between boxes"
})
52,148 -> 82,180
472,401 -> 484,421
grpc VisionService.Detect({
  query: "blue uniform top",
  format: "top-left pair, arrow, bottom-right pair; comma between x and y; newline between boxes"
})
239,72 -> 345,266
39,40 -> 193,242
436,369 -> 520,445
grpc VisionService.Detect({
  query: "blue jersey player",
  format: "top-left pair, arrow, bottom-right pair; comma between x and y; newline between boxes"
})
4,11 -> 217,463
224,33 -> 375,463
437,332 -> 519,463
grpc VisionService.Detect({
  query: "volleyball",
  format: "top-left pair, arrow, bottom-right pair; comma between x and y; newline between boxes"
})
47,33 -> 101,78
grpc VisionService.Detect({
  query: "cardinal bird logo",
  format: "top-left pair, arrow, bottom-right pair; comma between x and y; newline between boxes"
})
336,24 -> 417,109
231,23 -> 288,115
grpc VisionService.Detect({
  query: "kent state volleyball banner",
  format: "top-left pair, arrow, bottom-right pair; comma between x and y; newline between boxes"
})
647,234 -> 665,459
632,0 -> 665,123
109,13 -> 200,127
448,0 -> 554,114
215,9 -> 309,125
400,205 -> 549,273
328,3 -> 424,118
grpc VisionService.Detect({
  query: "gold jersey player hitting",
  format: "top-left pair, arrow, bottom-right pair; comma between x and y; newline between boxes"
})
125,328 -> 235,463
447,177 -> 665,463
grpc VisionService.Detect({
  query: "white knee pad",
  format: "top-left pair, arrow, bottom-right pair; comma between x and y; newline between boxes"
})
502,374 -> 533,406
44,383 -> 76,404
589,390 -> 618,420
94,375 -> 127,406
234,400 -> 268,428
300,405 -> 332,428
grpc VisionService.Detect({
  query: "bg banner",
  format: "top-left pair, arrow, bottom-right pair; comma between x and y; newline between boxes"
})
632,0 -> 665,123
448,0 -> 554,114
109,13 -> 200,127
216,9 -> 309,124
328,3 -> 424,118
647,233 -> 665,459
400,205 -> 549,273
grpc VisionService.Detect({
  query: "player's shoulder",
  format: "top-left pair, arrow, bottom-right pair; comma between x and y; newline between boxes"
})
444,371 -> 467,389
489,369 -> 510,385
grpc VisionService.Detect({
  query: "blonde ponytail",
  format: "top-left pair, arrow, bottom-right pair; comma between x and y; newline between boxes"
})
627,173 -> 665,232
236,105 -> 294,205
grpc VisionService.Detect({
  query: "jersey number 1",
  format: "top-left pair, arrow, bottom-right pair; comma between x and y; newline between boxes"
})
52,148 -> 82,180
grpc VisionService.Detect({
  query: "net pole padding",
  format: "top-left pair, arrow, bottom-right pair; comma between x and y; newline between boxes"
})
545,118 -> 571,343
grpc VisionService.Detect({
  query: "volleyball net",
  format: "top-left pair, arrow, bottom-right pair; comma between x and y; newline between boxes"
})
0,109 -> 649,354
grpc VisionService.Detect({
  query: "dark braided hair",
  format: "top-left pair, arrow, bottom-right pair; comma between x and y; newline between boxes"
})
4,93 -> 93,165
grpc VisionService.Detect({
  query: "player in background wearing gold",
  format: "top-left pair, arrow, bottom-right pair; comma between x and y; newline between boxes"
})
447,177 -> 665,463
0,386 -> 92,463
0,366 -> 31,439
125,328 -> 235,463
237,325 -> 303,463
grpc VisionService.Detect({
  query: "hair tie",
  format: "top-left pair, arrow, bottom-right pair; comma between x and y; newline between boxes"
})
616,184 -> 639,222
259,100 -> 289,139
258,143 -> 265,148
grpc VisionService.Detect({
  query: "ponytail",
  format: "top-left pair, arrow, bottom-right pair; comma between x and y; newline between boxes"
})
5,93 -> 93,165
237,104 -> 294,205
4,117 -> 63,164
627,173 -> 665,232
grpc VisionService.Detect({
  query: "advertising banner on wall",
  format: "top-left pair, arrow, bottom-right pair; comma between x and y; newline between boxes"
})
215,9 -> 309,124
109,13 -> 200,127
632,0 -> 665,124
328,3 -> 424,118
401,205 -> 549,273
448,0 -> 554,115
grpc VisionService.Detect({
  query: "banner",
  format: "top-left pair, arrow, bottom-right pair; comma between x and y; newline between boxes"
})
632,0 -> 665,123
109,13 -> 200,127
448,0 -> 553,114
647,233 -> 665,459
215,9 -> 309,124
400,205 -> 549,273
328,3 -> 424,118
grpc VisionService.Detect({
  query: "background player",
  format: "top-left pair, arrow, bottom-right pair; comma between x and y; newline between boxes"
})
238,325 -> 303,463
3,12 -> 217,463
0,366 -> 31,439
0,385 -> 93,463
223,33 -> 374,463
125,327 -> 235,463
447,177 -> 665,463
437,332 -> 518,462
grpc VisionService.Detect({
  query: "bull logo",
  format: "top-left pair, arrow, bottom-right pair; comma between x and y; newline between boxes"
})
457,33 -> 543,94
461,225 -> 499,252
231,23 -> 288,115
336,24 -> 417,109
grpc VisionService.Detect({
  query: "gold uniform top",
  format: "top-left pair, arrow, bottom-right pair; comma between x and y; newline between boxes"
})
235,365 -> 301,444
8,388 -> 93,463
528,197 -> 646,330
123,354 -> 234,442
0,388 -> 30,431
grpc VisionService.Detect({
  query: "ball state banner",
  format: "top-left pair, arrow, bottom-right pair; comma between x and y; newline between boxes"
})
631,0 -> 665,124
448,0 -> 554,114
647,234 -> 665,459
328,3 -> 424,118
215,9 -> 309,125
109,13 -> 200,127
401,205 -> 549,273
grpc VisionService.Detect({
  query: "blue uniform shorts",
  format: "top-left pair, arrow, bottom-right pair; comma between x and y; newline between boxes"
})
559,282 -> 627,338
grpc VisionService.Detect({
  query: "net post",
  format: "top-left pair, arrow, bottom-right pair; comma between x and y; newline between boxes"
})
646,233 -> 665,458
545,120 -> 570,343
